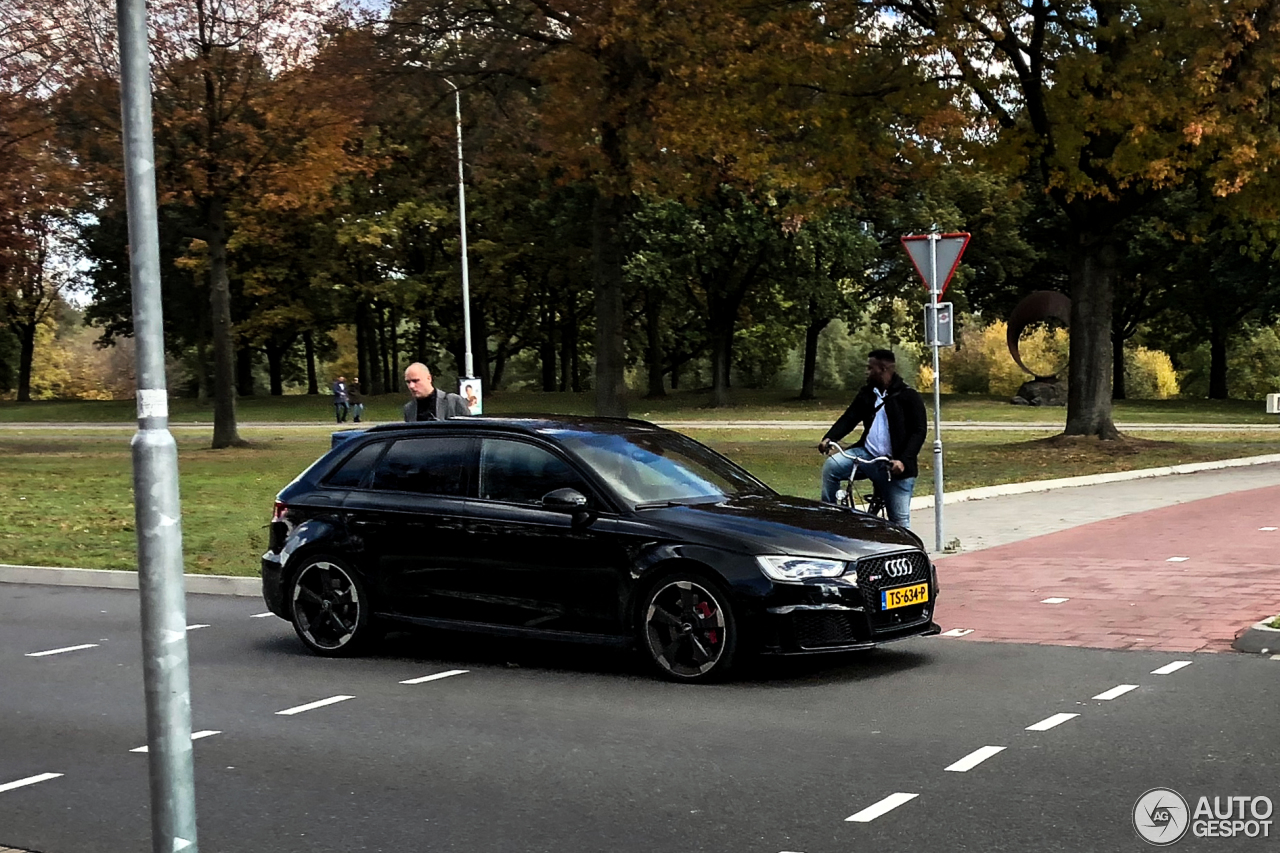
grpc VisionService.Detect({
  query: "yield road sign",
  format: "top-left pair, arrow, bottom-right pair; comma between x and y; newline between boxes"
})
901,233 -> 970,299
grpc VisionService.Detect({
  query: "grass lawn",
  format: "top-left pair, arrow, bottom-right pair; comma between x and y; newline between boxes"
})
0,388 -> 1276,424
1,426 -> 1276,577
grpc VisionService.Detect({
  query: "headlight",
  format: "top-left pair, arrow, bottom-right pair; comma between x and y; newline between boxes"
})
756,555 -> 848,582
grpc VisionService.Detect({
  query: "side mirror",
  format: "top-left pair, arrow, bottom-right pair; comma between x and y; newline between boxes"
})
542,488 -> 594,526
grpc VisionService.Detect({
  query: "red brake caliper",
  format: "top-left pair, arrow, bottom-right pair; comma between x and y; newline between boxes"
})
697,601 -> 718,645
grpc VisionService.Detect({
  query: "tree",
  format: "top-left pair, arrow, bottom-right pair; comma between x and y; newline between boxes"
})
50,0 -> 363,445
883,0 -> 1280,437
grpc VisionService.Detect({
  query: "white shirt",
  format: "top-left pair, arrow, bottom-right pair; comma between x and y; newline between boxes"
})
864,388 -> 891,458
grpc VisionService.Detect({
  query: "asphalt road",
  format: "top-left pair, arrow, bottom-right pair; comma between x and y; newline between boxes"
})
2,584 -> 1277,853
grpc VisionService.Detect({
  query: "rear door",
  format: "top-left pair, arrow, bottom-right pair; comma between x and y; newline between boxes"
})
341,434 -> 479,620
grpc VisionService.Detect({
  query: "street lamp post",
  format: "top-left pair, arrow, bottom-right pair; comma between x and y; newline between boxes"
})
443,79 -> 475,381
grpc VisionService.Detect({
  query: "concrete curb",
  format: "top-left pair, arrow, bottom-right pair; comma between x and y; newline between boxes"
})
908,452 -> 1280,511
1233,617 -> 1280,655
0,564 -> 259,597
2,451 -> 1278,599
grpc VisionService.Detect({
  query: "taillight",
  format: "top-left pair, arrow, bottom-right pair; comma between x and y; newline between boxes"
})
272,501 -> 288,522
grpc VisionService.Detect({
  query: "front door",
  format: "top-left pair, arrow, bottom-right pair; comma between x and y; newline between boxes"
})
463,437 -> 634,635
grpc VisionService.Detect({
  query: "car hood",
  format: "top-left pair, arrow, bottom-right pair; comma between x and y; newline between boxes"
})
635,494 -> 924,560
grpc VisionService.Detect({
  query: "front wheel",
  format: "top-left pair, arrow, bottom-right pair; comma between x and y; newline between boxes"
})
639,573 -> 738,683
288,555 -> 374,657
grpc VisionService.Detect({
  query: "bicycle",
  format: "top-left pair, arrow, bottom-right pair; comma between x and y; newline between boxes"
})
824,440 -> 892,518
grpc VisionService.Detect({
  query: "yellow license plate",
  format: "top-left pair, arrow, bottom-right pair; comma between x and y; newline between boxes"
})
881,582 -> 929,610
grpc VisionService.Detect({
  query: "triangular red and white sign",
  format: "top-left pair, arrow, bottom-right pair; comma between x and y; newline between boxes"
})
901,233 -> 970,300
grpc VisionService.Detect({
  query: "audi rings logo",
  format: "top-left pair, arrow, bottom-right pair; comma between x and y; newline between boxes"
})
1134,788 -> 1190,846
883,558 -> 913,578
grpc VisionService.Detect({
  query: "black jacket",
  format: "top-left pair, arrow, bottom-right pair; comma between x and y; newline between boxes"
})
823,374 -> 928,479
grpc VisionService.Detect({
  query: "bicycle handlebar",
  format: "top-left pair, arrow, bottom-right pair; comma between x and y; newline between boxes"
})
824,441 -> 891,466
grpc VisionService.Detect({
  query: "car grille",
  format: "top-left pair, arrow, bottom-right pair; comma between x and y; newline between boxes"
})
792,612 -> 858,648
853,551 -> 932,633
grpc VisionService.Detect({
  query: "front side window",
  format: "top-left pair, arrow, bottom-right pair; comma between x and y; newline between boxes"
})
478,439 -> 589,506
370,436 -> 472,496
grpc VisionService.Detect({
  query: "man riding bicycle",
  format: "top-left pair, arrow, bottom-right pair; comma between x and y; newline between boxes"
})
817,349 -> 927,528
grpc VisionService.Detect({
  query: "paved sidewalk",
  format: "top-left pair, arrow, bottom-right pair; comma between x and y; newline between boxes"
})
927,463 -> 1280,653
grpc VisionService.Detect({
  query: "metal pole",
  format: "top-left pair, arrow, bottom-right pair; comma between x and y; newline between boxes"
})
117,0 -> 199,850
445,79 -> 474,379
929,233 -> 944,552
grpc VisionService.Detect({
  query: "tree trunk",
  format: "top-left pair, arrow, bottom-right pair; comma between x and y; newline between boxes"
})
207,210 -> 243,448
645,287 -> 666,398
1208,327 -> 1229,399
560,301 -> 574,392
541,299 -> 557,392
376,307 -> 390,394
415,319 -> 427,364
800,315 -> 830,401
1111,328 -> 1126,401
1063,232 -> 1120,439
592,192 -> 627,416
15,321 -> 35,402
670,361 -> 680,390
709,322 -> 733,408
389,306 -> 400,387
236,346 -> 255,397
266,342 -> 285,396
304,330 -> 318,395
195,335 -> 210,401
357,303 -> 375,395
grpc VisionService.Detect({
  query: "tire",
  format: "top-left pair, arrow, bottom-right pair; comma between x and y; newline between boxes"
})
638,571 -> 738,683
287,554 -> 374,657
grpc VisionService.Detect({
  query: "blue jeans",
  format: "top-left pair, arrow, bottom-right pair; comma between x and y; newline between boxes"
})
821,447 -> 917,528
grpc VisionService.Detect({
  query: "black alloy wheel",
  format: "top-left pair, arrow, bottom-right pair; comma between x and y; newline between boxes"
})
641,573 -> 737,682
288,556 -> 372,656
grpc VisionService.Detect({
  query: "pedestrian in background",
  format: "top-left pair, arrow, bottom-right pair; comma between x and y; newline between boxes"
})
349,380 -> 365,424
331,375 -> 349,424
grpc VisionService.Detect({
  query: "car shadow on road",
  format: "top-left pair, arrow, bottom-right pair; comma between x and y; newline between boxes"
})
360,628 -> 936,687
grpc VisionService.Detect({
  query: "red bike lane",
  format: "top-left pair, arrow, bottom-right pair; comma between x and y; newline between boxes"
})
933,484 -> 1280,652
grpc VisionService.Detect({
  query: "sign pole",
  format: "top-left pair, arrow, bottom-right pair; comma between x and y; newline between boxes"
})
929,234 -> 945,553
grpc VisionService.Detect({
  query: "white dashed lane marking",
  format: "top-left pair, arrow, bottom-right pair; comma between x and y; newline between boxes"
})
1093,684 -> 1140,701
400,669 -> 469,685
846,792 -> 918,822
944,746 -> 1006,772
250,612 -> 274,618
1040,597 -> 1069,604
25,644 -> 98,657
130,731 -> 222,753
1026,713 -> 1079,731
0,773 -> 63,793
1152,660 -> 1193,675
276,695 -> 354,716
186,624 -> 210,631
1260,527 -> 1277,532
1166,556 -> 1190,562
940,628 -> 973,637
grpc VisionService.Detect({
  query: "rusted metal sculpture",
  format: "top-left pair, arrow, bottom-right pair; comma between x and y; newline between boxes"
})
1007,290 -> 1071,379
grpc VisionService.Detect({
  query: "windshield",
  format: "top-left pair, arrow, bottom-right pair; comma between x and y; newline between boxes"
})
553,429 -> 771,508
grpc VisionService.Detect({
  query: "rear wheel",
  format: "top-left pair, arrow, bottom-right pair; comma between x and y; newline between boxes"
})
639,572 -> 738,683
288,555 -> 374,657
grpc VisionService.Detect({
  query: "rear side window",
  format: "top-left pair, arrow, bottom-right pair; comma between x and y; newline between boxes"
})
478,438 -> 590,506
371,436 -> 472,496
325,441 -> 386,488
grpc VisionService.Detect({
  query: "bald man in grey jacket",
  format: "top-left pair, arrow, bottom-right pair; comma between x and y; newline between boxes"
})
402,363 -> 472,421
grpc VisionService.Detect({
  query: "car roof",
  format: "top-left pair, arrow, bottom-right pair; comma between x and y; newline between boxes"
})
362,414 -> 671,439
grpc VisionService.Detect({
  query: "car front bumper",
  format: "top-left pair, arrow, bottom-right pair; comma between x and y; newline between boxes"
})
755,552 -> 940,654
